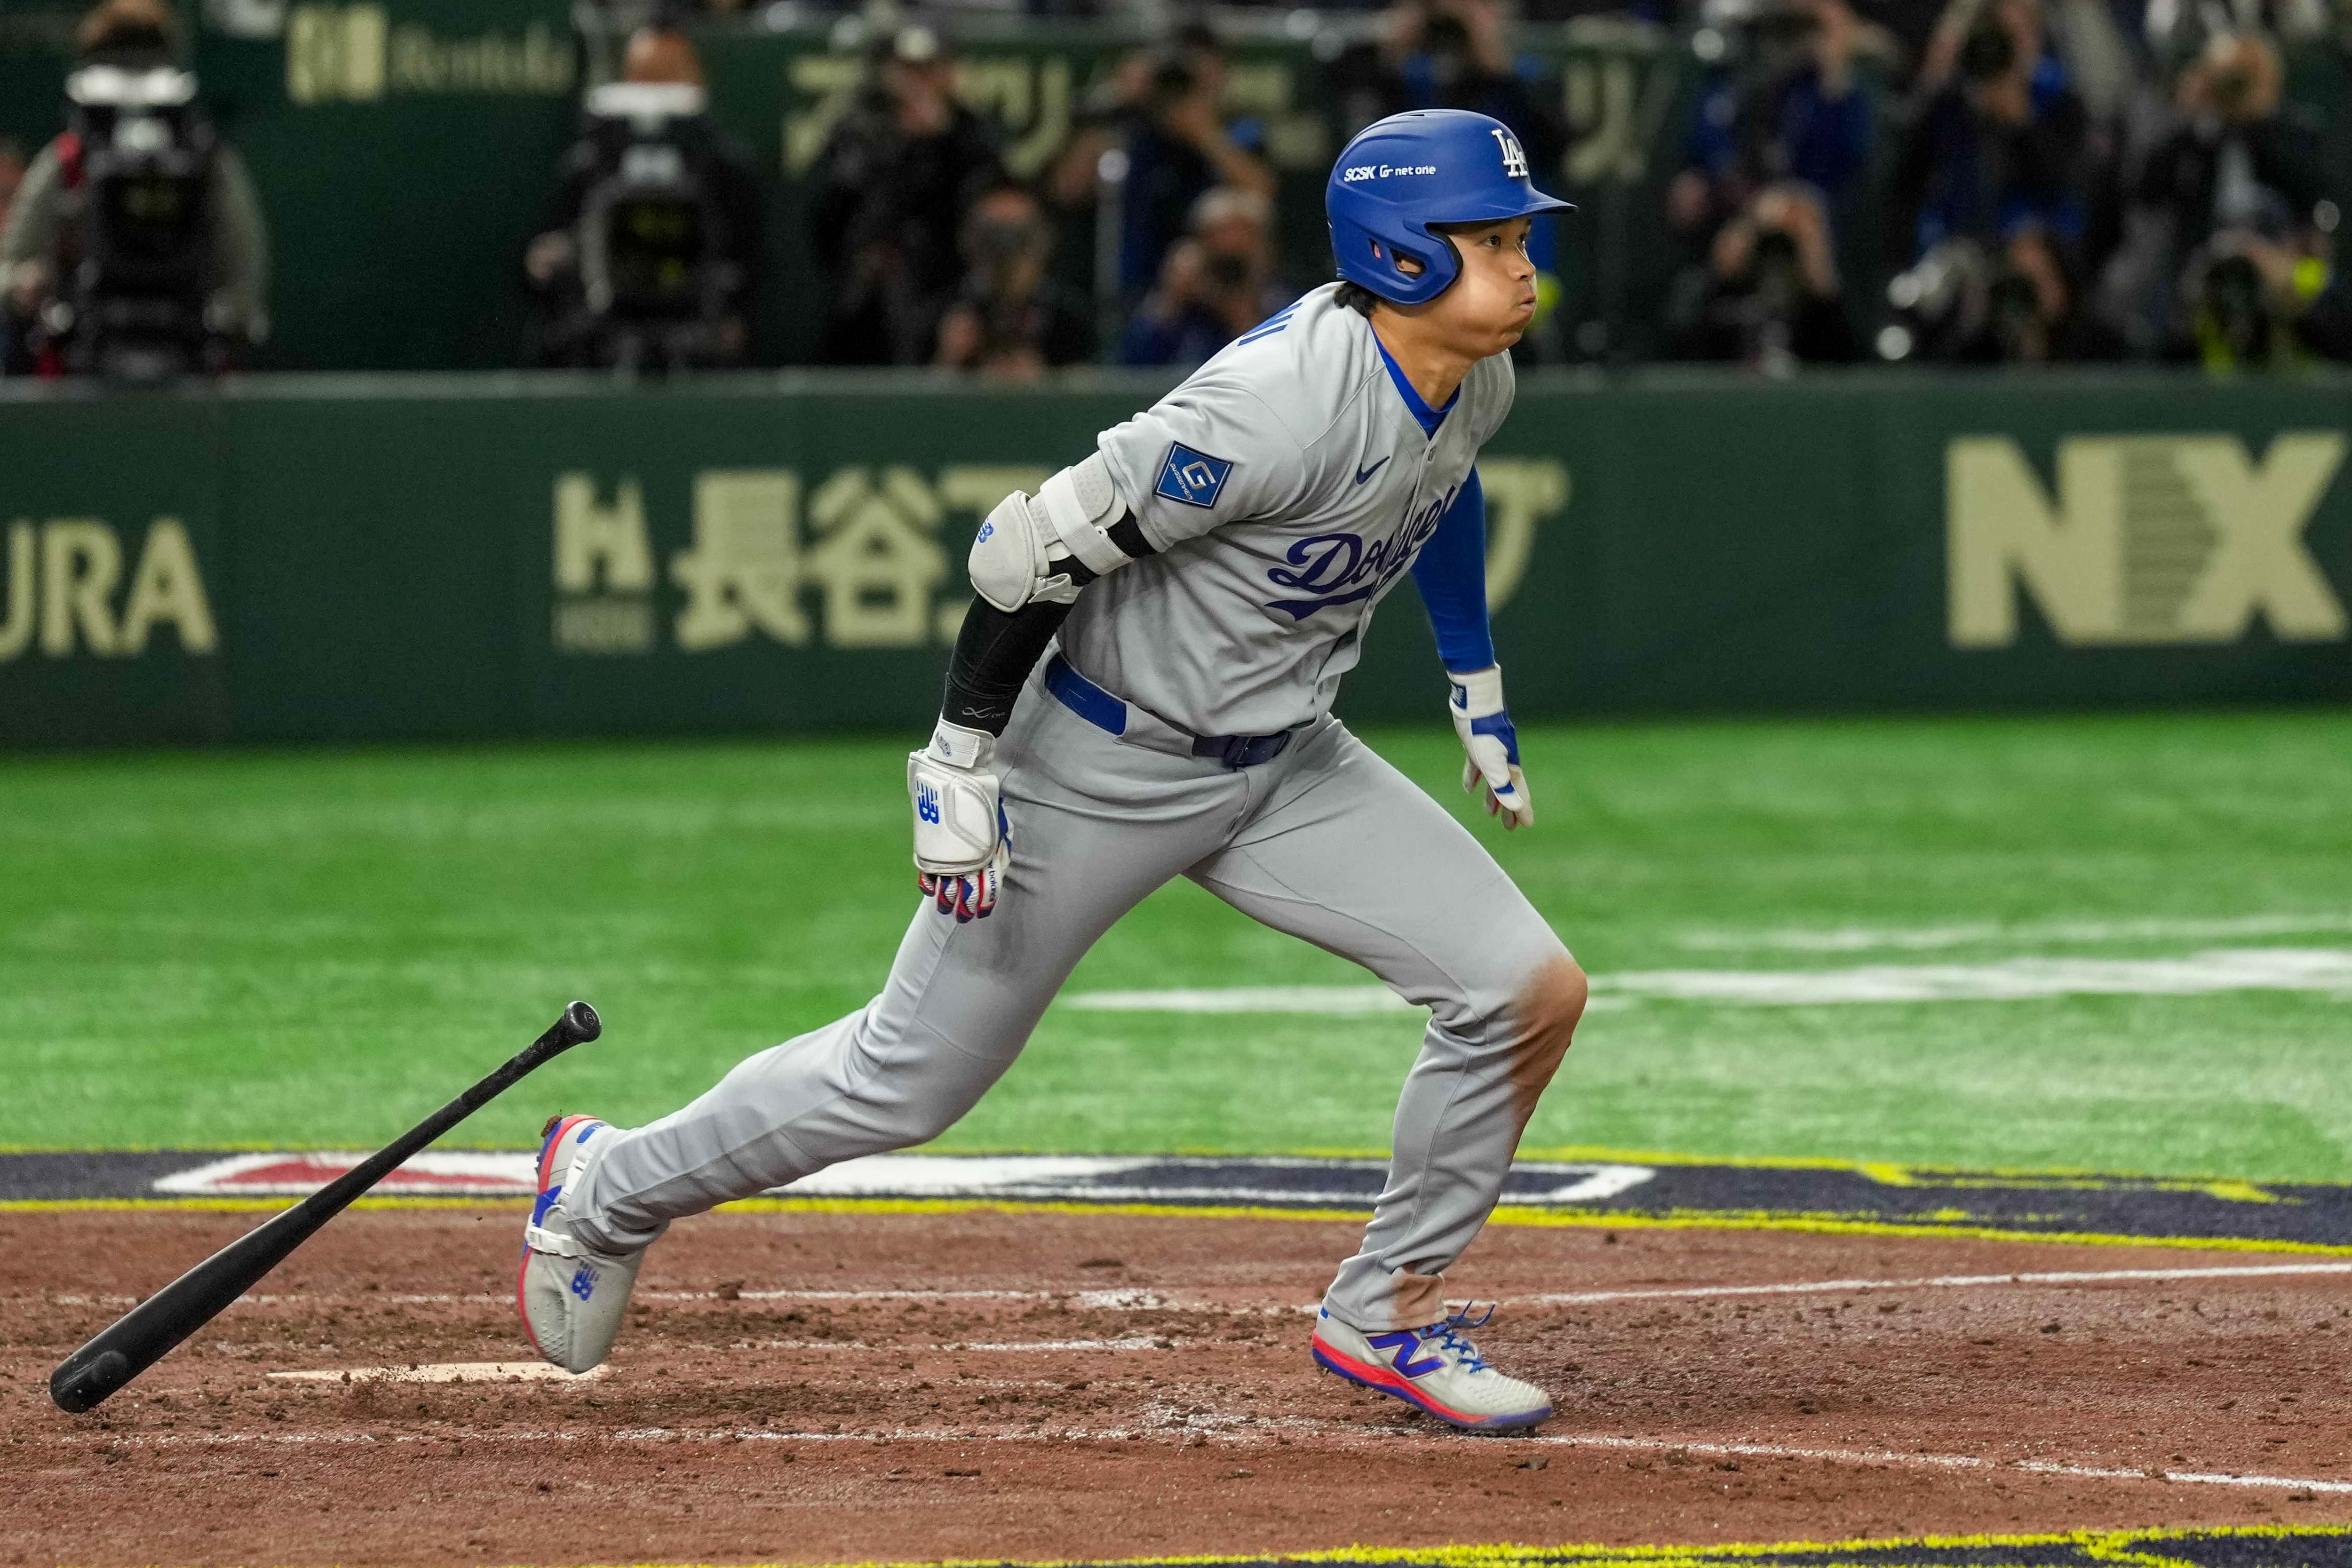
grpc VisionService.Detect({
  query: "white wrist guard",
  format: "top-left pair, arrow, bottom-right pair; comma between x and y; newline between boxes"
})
1447,664 -> 1534,830
908,721 -> 1005,876
1447,664 -> 1507,722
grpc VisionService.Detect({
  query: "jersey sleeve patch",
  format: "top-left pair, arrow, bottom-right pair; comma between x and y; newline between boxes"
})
1153,443 -> 1235,510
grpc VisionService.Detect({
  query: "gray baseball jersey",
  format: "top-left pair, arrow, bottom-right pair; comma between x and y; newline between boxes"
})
1072,281 -> 1515,739
558,287 -> 1581,1345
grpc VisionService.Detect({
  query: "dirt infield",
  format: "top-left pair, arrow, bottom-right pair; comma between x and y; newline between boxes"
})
6,1204 -> 2350,1567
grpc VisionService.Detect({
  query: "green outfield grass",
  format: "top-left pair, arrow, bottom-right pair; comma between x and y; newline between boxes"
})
3,710 -> 2348,1179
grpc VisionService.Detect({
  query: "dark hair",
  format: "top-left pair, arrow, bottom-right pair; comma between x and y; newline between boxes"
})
77,0 -> 180,60
1335,280 -> 1381,316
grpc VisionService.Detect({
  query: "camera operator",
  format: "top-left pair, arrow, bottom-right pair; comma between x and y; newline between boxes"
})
811,24 -> 1005,367
1049,22 -> 1275,300
1890,0 -> 2091,278
1117,185 -> 1295,367
1881,227 -> 2122,360
1666,0 -> 1878,247
522,24 -> 763,371
1334,0 -> 1568,164
932,181 -> 1091,381
0,0 -> 267,378
2128,32 -> 2339,367
1665,181 -> 1858,368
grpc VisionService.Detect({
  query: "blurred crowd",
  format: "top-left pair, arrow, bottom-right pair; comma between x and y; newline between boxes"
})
2,0 -> 2348,379
1661,0 -> 2352,370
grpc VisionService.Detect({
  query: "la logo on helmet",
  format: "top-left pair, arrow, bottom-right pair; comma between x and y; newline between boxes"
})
1489,127 -> 1528,179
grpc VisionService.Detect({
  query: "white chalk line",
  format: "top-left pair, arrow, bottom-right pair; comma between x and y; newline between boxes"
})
268,1361 -> 604,1385
1518,1434 -> 2352,1495
731,1337 -> 1172,1353
1067,947 -> 2352,1011
41,1286 -> 1208,1311
1675,912 -> 2352,954
1064,986 -> 1631,1016
1528,1260 -> 2352,1305
1606,948 -> 2352,1005
651,1287 -> 1193,1310
38,1421 -> 2349,1494
50,1260 -> 2348,1321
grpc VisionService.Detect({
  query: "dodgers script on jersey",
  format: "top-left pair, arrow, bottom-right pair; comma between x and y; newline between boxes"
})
1069,282 -> 1515,738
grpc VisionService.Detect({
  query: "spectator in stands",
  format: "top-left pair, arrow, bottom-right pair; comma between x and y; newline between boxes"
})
0,139 -> 25,238
1334,0 -> 1567,161
1664,181 -> 1859,366
1049,22 -> 1275,300
0,137 -> 24,370
522,24 -> 764,369
812,24 -> 1004,366
933,181 -> 1092,379
1889,0 -> 2091,277
2129,33 -> 2339,366
1118,185 -> 1296,367
1919,0 -> 2136,124
1883,227 -> 2122,360
0,0 -> 268,376
1666,0 -> 1878,246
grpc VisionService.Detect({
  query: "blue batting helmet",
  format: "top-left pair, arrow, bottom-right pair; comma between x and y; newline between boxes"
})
1326,110 -> 1575,305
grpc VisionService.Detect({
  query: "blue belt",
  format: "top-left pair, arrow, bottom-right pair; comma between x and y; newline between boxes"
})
1044,653 -> 1294,770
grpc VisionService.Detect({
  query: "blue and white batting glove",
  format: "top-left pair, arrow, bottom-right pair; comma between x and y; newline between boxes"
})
1448,665 -> 1534,831
908,720 -> 1010,922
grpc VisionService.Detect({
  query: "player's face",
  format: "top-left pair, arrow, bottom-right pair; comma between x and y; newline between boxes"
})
1428,217 -> 1539,354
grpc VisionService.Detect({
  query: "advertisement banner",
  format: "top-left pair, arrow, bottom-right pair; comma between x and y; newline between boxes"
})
1,371 -> 2345,748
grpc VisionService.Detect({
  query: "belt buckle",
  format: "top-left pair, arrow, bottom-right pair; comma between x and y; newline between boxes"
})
1197,731 -> 1288,770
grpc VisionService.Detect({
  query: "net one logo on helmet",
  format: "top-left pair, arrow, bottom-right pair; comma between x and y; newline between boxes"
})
1341,163 -> 1437,182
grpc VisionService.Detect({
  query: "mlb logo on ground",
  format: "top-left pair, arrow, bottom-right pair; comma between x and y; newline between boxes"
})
1155,443 -> 1234,509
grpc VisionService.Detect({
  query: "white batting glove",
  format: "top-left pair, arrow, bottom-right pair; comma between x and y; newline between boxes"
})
1448,665 -> 1533,831
907,721 -> 1010,922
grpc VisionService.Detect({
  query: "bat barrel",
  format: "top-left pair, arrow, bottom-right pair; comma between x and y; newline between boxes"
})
48,1001 -> 600,1413
49,1349 -> 130,1415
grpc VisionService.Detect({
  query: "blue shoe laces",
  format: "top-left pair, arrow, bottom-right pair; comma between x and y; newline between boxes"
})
1417,1301 -> 1499,1373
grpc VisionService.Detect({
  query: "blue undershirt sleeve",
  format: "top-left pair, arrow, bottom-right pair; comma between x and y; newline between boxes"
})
1409,467 -> 1496,675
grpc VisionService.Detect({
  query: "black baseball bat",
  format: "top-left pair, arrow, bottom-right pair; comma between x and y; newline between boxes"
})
49,1000 -> 602,1414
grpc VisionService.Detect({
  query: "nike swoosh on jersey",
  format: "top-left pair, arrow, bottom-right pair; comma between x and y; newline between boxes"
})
1355,458 -> 1391,485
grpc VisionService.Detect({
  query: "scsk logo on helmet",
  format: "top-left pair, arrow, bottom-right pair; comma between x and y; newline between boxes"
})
1489,128 -> 1529,179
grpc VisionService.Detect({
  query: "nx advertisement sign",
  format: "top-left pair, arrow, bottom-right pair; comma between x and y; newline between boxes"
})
1948,433 -> 2348,650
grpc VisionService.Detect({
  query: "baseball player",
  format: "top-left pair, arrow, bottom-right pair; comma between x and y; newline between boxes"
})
520,109 -> 1589,1433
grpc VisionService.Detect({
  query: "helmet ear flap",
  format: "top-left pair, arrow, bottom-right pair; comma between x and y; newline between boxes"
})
1329,212 -> 1454,304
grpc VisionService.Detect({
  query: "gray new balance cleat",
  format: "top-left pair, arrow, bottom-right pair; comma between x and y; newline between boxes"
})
1311,1304 -> 1554,1431
517,1114 -> 648,1374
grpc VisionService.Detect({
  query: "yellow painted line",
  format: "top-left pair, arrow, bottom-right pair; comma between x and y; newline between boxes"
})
1513,1145 -> 2315,1192
445,1524 -> 2352,1568
6,1192 -> 2350,1256
7,1144 -> 2334,1193
1481,1205 -> 2352,1256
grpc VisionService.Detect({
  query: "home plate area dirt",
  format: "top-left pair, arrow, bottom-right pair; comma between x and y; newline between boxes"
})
4,1204 -> 2350,1567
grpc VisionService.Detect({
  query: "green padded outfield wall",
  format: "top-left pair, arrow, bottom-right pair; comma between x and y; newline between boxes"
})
0,370 -> 2348,748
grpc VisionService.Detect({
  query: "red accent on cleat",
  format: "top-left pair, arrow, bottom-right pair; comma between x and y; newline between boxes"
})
1310,1333 -> 1548,1431
519,1114 -> 598,1358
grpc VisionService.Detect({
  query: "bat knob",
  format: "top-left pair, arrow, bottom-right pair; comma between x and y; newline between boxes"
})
562,1000 -> 602,1044
50,1349 -> 129,1414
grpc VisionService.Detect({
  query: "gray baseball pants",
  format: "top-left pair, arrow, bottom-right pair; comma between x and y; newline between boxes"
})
570,666 -> 1586,1332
